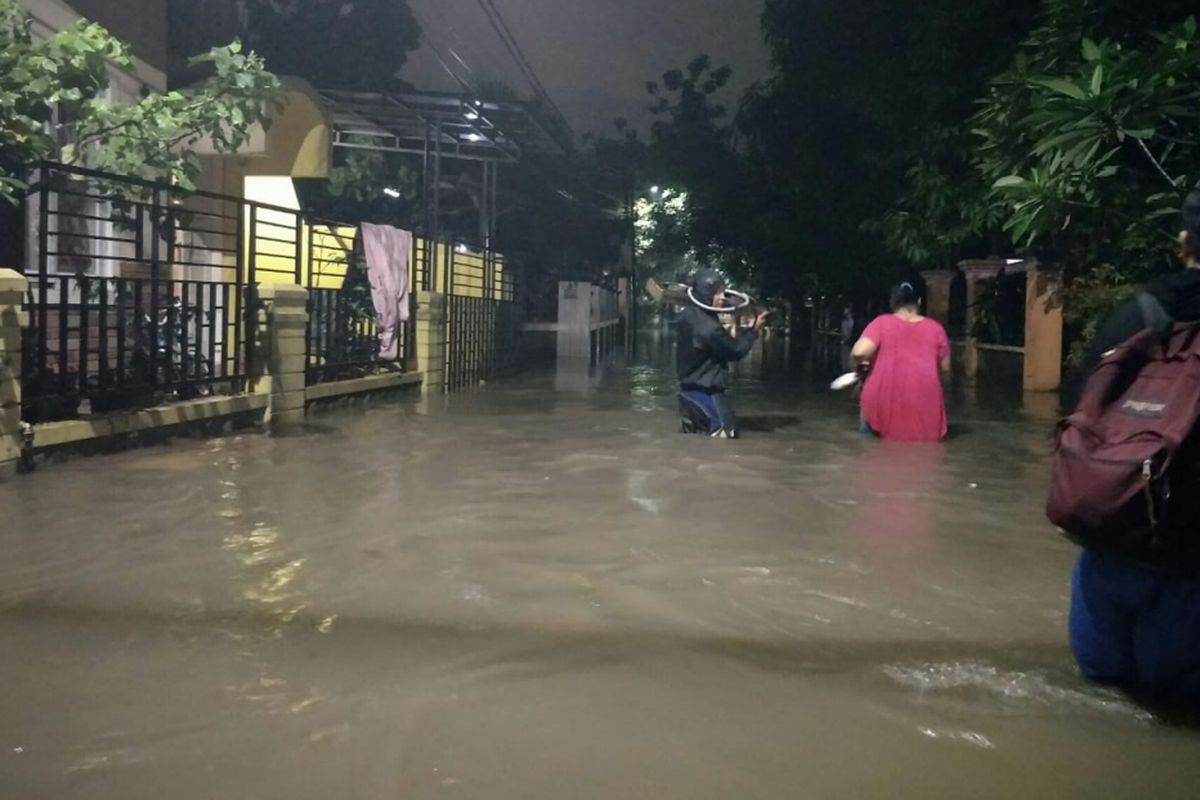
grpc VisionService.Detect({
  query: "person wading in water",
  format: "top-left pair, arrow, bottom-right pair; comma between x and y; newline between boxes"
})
676,269 -> 769,438
1056,185 -> 1200,703
850,281 -> 951,441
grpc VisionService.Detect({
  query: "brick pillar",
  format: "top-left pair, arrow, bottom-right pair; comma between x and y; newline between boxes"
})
253,283 -> 309,430
959,259 -> 1005,379
919,269 -> 954,326
413,290 -> 446,394
1024,269 -> 1063,392
0,270 -> 27,469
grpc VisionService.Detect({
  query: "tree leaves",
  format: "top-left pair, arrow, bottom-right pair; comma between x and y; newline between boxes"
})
1,0 -> 282,205
1032,77 -> 1088,100
993,175 -> 1031,188
971,6 -> 1200,278
239,0 -> 420,92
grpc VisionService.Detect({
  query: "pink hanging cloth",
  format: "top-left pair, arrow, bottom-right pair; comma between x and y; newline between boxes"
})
358,223 -> 411,360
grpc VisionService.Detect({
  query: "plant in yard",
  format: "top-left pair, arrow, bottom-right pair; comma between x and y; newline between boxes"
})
1060,263 -> 1140,367
977,11 -> 1200,270
0,0 -> 282,203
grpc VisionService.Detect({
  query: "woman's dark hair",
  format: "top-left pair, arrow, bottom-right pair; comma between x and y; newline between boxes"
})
890,281 -> 920,311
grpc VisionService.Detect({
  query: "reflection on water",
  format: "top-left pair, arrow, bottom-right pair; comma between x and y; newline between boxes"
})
0,334 -> 1197,799
845,443 -> 944,593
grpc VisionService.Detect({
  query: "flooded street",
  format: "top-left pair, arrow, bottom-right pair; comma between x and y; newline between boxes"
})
2,338 -> 1198,799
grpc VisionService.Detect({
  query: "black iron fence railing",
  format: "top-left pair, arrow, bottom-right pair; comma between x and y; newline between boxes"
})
18,164 -> 523,413
19,163 -> 267,422
305,286 -> 399,383
302,219 -> 414,384
444,240 -> 520,391
22,274 -> 242,420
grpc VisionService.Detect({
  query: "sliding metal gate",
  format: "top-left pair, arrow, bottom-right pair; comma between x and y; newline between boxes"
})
443,243 -> 520,391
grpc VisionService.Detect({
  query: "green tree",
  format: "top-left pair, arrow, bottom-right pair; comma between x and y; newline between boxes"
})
856,0 -> 1200,363
295,146 -> 422,228
977,7 -> 1200,270
865,0 -> 1039,270
642,56 -> 759,286
237,0 -> 420,91
0,0 -> 282,202
744,0 -> 1040,297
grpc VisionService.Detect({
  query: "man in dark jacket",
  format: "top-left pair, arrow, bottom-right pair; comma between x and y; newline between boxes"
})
1068,186 -> 1200,703
676,269 -> 768,438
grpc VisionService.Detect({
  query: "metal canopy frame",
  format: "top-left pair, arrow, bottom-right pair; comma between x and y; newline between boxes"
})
319,89 -> 564,164
318,89 -> 566,276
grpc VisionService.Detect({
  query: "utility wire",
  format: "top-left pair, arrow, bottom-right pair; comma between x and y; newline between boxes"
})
407,1 -> 477,92
472,0 -> 571,131
475,0 -> 552,100
418,0 -> 510,90
410,1 -> 618,219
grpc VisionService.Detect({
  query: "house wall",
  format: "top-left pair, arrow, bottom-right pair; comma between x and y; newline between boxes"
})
63,0 -> 168,74
18,0 -> 167,91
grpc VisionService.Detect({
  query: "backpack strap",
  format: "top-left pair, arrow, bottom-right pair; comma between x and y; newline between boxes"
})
1137,291 -> 1172,334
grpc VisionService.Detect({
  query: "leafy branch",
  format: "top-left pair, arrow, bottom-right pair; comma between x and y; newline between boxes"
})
0,0 -> 283,203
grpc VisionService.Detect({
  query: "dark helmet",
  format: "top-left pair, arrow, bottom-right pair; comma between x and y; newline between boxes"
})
691,268 -> 726,306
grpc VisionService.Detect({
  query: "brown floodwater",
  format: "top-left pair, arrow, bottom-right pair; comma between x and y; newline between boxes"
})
1,335 -> 1198,799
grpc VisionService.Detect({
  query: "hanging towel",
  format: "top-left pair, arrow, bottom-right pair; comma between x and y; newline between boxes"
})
359,223 -> 411,361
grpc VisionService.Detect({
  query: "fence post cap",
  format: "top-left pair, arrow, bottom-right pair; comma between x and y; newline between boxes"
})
918,269 -> 955,284
256,283 -> 309,302
0,269 -> 28,293
957,258 -> 1008,279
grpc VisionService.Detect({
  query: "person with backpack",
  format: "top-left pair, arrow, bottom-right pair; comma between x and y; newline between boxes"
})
1048,186 -> 1200,703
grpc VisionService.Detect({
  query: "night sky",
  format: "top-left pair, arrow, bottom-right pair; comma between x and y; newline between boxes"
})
402,0 -> 771,137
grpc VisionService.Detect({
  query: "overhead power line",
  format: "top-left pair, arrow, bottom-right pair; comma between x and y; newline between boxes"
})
408,0 -> 614,217
407,1 -> 477,93
472,0 -> 571,131
416,0 -> 514,91
475,0 -> 550,99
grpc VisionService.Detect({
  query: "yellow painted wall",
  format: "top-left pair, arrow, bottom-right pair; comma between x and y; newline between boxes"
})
233,178 -> 506,298
192,77 -> 507,301
243,176 -> 304,285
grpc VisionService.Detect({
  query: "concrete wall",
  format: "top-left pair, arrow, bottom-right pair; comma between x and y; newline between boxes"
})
66,0 -> 168,73
19,0 -> 168,90
557,282 -> 620,362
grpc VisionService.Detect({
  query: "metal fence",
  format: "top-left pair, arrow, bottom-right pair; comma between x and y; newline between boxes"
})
18,164 -> 522,418
443,242 -> 521,391
304,229 -> 516,390
20,163 -> 258,423
302,220 -> 412,384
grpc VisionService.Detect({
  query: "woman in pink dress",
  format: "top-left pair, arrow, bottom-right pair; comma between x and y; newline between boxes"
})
850,282 -> 951,442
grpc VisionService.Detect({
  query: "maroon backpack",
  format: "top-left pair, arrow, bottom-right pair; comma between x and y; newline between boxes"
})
1046,302 -> 1200,570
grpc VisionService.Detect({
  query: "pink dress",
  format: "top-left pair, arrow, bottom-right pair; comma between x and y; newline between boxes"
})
859,314 -> 949,442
